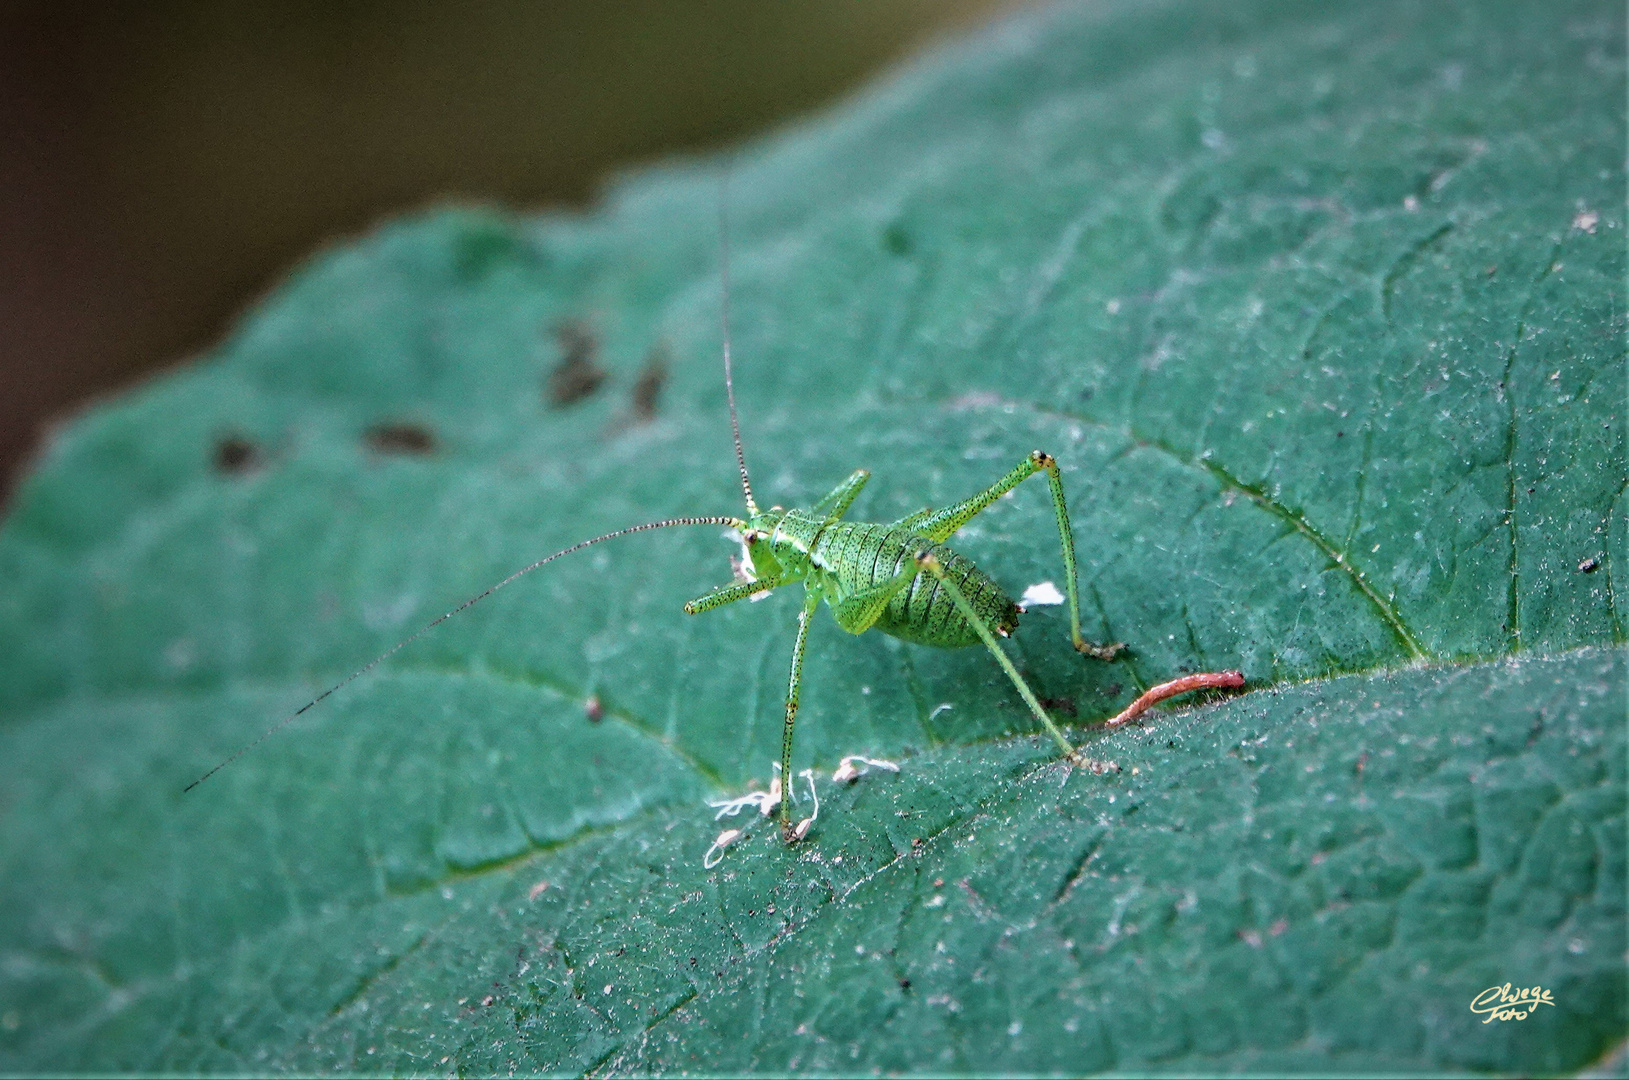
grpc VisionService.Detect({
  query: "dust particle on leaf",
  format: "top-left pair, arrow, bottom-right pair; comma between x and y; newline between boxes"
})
547,318 -> 606,407
1578,556 -> 1600,573
1040,696 -> 1076,717
364,422 -> 438,456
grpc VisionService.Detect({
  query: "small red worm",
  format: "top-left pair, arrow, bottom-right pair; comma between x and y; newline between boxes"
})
1104,670 -> 1246,727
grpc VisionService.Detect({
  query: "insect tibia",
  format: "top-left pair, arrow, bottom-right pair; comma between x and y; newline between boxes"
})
183,514 -> 745,793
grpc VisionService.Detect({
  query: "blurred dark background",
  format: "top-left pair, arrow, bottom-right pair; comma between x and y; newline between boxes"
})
0,0 -> 1005,504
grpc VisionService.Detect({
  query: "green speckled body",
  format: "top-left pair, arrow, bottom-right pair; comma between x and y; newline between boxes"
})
812,521 -> 1017,646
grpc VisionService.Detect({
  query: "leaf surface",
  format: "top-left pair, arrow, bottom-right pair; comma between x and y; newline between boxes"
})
1,0 -> 1623,1073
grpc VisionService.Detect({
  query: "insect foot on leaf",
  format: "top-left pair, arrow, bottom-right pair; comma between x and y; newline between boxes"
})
1074,639 -> 1127,661
1068,752 -> 1119,775
784,769 -> 820,844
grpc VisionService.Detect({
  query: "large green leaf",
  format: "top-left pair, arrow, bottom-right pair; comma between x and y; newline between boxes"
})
1,0 -> 1622,1073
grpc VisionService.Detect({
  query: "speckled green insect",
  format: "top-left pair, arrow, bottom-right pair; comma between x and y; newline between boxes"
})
687,441 -> 1123,841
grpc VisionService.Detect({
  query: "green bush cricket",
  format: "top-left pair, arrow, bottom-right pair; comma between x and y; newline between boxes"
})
187,188 -> 1244,844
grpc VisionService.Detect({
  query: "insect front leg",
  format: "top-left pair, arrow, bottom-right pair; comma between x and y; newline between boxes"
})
910,451 -> 1124,661
683,573 -> 785,615
779,586 -> 824,842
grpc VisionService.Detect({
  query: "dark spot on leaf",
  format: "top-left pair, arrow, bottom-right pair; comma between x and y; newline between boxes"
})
213,434 -> 261,475
882,221 -> 912,256
630,344 -> 668,422
1578,556 -> 1599,573
1040,696 -> 1076,717
1101,683 -> 1122,698
898,978 -> 911,991
364,422 -> 437,456
547,319 -> 606,406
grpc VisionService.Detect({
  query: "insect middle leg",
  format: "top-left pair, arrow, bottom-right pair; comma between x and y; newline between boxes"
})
911,450 -> 1124,660
779,586 -> 824,841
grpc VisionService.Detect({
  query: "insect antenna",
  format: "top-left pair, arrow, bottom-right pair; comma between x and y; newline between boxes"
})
184,514 -> 745,792
718,170 -> 758,515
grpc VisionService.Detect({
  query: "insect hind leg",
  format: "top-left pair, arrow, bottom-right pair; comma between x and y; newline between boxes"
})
910,451 -> 1123,661
913,551 -> 1111,768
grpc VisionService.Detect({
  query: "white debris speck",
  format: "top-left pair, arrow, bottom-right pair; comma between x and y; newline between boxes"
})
1019,581 -> 1066,608
1573,209 -> 1598,234
791,768 -> 820,840
928,703 -> 954,721
703,828 -> 743,869
707,773 -> 781,820
832,755 -> 901,784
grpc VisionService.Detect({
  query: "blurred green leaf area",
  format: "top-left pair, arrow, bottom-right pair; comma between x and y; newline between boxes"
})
0,0 -> 1622,1073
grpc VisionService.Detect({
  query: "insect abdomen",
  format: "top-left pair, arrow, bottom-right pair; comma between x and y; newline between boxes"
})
812,522 -> 1019,648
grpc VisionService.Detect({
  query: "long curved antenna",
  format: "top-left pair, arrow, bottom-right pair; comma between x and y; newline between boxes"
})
184,515 -> 745,792
718,169 -> 758,515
